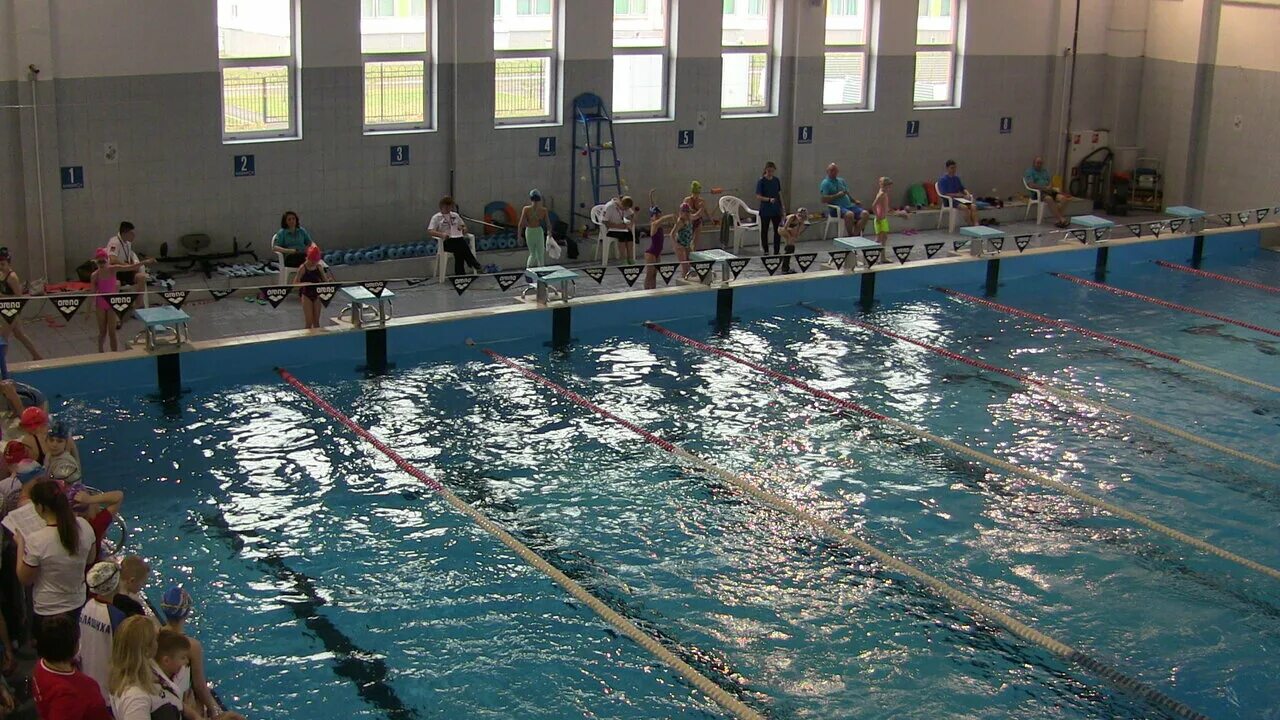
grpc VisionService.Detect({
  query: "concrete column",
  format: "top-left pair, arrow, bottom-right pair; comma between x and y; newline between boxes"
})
13,0 -> 66,282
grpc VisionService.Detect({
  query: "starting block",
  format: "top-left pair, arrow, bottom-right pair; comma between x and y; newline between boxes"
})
522,265 -> 578,305
1070,214 -> 1116,245
339,286 -> 395,328
959,225 -> 1005,256
688,249 -> 737,285
832,236 -> 883,270
134,307 -> 191,351
1165,206 -> 1205,220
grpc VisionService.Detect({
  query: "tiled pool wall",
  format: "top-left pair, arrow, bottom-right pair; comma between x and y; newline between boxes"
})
20,230 -> 1264,401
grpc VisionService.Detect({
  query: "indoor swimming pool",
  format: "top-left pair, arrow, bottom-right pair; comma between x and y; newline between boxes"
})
45,247 -> 1279,720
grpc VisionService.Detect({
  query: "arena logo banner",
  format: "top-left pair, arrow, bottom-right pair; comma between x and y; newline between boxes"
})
761,256 -> 783,275
1068,229 -> 1087,244
263,286 -> 292,308
691,260 -> 714,281
209,289 -> 236,301
619,265 -> 643,287
892,245 -> 913,264
312,283 -> 339,307
1236,211 -> 1250,226
450,276 -> 475,295
727,258 -> 751,279
1218,212 -> 1233,226
657,262 -> 679,284
361,281 -> 387,297
582,267 -> 606,284
1147,221 -> 1164,238
795,253 -> 817,272
1093,227 -> 1110,243
51,295 -> 85,321
923,242 -> 944,259
0,297 -> 27,324
494,272 -> 524,291
952,239 -> 970,253
107,293 -> 136,320
827,250 -> 850,270
988,237 -> 1004,252
1014,234 -> 1034,252
1126,223 -> 1143,237
1257,207 -> 1271,223
861,247 -> 882,267
161,290 -> 189,309
1167,219 -> 1185,233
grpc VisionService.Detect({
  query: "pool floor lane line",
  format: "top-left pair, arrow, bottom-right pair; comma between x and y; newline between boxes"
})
801,303 -> 1280,474
643,322 -> 1280,585
1153,260 -> 1280,294
274,368 -> 767,720
935,286 -> 1280,394
1051,272 -> 1280,338
479,347 -> 1213,720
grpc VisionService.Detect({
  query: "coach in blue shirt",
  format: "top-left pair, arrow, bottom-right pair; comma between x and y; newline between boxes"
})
820,163 -> 867,237
938,160 -> 978,227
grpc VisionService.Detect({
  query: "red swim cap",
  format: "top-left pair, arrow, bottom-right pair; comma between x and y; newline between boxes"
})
2,439 -> 27,466
19,406 -> 49,430
306,245 -> 322,262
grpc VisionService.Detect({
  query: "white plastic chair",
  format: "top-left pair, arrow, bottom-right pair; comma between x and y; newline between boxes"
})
436,233 -> 477,281
717,195 -> 760,253
274,244 -> 300,286
1022,177 -> 1045,225
822,204 -> 846,240
590,204 -> 617,267
936,181 -> 973,233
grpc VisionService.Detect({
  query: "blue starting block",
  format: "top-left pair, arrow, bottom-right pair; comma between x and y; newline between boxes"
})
134,307 -> 191,351
340,286 -> 395,328
1070,214 -> 1116,245
689,249 -> 737,284
1165,206 -> 1205,219
523,265 -> 578,305
959,225 -> 1005,256
833,236 -> 883,269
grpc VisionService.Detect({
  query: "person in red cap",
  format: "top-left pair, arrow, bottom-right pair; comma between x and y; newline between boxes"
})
293,244 -> 334,330
90,247 -> 124,352
19,406 -> 78,469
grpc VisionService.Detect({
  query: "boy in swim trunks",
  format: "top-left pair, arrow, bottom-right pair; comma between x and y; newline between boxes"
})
872,177 -> 892,246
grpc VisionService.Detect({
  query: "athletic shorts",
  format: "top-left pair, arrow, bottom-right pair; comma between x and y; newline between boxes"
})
874,217 -> 891,234
115,271 -> 137,285
607,230 -> 632,243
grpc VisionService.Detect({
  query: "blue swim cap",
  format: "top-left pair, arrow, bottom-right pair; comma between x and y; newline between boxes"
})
161,585 -> 192,621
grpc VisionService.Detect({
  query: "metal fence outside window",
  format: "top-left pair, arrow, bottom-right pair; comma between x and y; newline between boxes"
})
495,58 -> 549,118
222,72 -> 290,132
365,62 -> 426,125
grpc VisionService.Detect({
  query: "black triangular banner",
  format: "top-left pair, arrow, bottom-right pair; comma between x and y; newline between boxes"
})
161,290 -> 188,309
495,272 -> 523,291
1168,219 -> 1185,233
989,237 -> 1004,251
405,277 -> 431,288
1257,208 -> 1270,223
1014,234 -> 1033,252
862,248 -> 882,267
795,253 -> 817,272
923,242 -> 944,259
362,281 -> 387,297
892,245 -> 913,263
657,263 -> 679,284
0,298 -> 28,324
1147,222 -> 1164,237
1093,227 -> 1109,243
691,260 -> 714,281
1126,223 -> 1142,237
451,276 -> 475,295
828,250 -> 850,270
619,265 -> 643,287
107,293 -> 136,320
209,289 -> 235,301
727,258 -> 751,279
582,267 -> 606,284
51,295 -> 84,321
761,256 -> 783,275
952,239 -> 971,252
1068,229 -> 1087,244
312,283 -> 339,307
1218,213 -> 1233,226
1237,211 -> 1250,226
263,286 -> 291,308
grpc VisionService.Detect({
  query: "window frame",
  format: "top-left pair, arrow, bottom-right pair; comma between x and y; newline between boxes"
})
218,0 -> 301,143
611,0 -> 672,121
494,0 -> 561,126
912,0 -> 964,109
720,0 -> 775,116
361,0 -> 434,134
822,0 -> 876,113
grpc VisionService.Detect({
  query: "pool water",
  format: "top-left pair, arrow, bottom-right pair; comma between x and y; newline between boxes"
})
65,251 -> 1279,719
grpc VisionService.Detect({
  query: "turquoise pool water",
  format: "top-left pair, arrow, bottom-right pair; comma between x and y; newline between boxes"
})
56,249 -> 1279,719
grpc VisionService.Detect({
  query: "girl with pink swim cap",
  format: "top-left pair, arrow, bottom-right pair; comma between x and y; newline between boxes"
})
90,249 -> 121,352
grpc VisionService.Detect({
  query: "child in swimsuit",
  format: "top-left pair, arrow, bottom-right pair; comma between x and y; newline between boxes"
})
672,203 -> 696,279
90,249 -> 120,352
519,189 -> 550,268
644,203 -> 673,290
779,207 -> 806,273
294,245 -> 334,330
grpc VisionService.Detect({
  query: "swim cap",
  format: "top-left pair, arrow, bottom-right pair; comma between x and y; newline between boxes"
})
529,189 -> 542,201
94,248 -> 109,261
649,206 -> 661,217
795,207 -> 808,219
689,181 -> 702,194
0,247 -> 10,261
20,406 -> 48,430
679,203 -> 692,213
15,460 -> 44,484
306,245 -> 322,262
3,439 -> 28,466
87,562 -> 121,596
48,419 -> 71,439
161,586 -> 192,621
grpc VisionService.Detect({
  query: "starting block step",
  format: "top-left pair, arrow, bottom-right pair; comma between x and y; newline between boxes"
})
134,306 -> 191,351
1165,205 -> 1205,219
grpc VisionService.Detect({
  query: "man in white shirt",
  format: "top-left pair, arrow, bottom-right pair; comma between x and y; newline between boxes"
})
428,196 -> 483,276
79,561 -> 126,700
105,221 -> 154,297
601,196 -> 635,264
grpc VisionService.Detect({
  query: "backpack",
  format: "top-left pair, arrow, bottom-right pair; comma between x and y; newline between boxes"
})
921,181 -> 939,207
905,183 -> 927,209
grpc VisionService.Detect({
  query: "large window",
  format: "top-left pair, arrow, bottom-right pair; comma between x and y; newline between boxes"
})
217,0 -> 298,141
913,0 -> 962,107
721,0 -> 773,114
361,0 -> 431,132
613,0 -> 670,119
494,0 -> 559,124
824,0 -> 874,111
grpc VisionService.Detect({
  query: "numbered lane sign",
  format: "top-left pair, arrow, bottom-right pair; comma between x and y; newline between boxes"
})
1000,116 -> 1013,134
60,166 -> 84,189
233,154 -> 255,177
906,120 -> 920,138
538,136 -> 556,156
677,130 -> 694,149
797,125 -> 813,144
390,145 -> 410,166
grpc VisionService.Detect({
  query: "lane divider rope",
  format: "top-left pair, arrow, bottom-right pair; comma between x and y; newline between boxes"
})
801,303 -> 1280,473
1051,273 -> 1280,338
274,367 -> 766,720
478,347 -> 1211,720
643,322 -> 1280,585
1154,260 -> 1280,295
934,286 -> 1280,394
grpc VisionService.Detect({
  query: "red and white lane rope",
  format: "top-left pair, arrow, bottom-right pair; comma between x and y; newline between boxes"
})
801,304 -> 1280,473
935,287 -> 1280,394
643,322 -> 1280,585
479,348 -> 1211,720
1052,273 -> 1280,338
275,367 -> 766,720
1154,261 -> 1280,295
